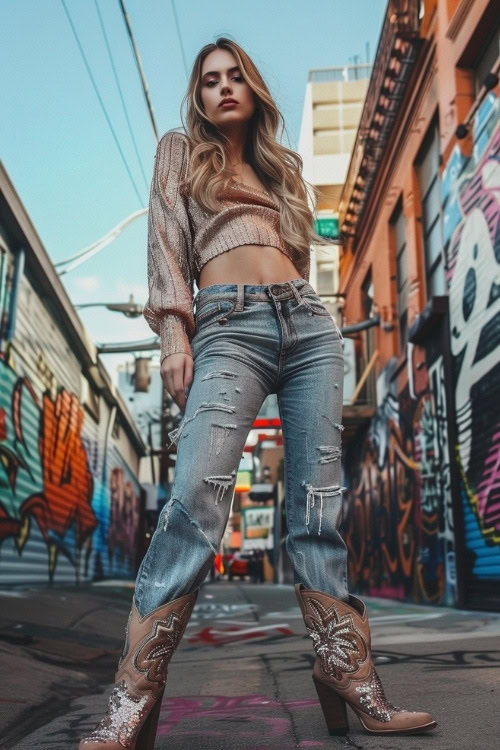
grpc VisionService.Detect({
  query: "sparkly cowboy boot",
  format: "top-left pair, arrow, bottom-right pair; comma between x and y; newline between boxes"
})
79,589 -> 198,749
295,584 -> 437,735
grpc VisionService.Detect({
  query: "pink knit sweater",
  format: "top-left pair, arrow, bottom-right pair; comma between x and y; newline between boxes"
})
143,130 -> 310,361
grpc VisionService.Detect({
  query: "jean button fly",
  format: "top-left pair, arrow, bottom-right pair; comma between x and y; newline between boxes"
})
271,284 -> 281,295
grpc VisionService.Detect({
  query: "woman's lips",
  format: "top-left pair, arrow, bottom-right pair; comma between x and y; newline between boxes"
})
220,101 -> 237,108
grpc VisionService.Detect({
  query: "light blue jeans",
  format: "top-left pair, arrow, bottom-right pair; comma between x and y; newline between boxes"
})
134,278 -> 349,617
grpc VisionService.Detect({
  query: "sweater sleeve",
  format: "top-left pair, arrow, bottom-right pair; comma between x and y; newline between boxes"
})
143,130 -> 195,362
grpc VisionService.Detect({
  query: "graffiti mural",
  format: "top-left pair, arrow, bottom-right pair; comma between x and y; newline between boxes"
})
441,93 -> 500,605
342,93 -> 500,610
0,354 -> 141,582
343,338 -> 456,606
108,467 -> 140,568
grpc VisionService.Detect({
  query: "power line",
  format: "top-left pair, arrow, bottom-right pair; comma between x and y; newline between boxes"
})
94,0 -> 149,195
55,208 -> 147,275
171,0 -> 189,80
118,0 -> 160,144
60,0 -> 145,207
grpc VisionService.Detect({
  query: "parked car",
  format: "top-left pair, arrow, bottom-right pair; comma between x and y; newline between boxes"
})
228,552 -> 252,580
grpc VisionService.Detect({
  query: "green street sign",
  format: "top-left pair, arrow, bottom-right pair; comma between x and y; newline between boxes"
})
315,217 -> 339,239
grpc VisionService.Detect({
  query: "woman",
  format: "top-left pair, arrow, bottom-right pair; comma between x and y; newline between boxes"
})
79,38 -> 436,749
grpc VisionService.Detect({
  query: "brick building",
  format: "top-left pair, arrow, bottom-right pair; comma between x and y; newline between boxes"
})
338,0 -> 499,610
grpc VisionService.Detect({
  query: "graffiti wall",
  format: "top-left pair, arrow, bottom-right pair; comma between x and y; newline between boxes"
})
441,93 -> 500,608
343,93 -> 500,609
0,353 -> 142,585
342,329 -> 457,606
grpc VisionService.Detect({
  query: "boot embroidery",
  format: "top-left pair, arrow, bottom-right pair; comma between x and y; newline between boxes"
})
134,603 -> 191,684
81,680 -> 147,746
306,598 -> 367,679
355,667 -> 404,721
79,592 -> 198,748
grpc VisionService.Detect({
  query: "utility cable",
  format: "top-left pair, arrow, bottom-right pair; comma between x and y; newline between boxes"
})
94,0 -> 149,195
55,208 -> 147,275
60,0 -> 145,206
171,0 -> 189,80
118,0 -> 160,144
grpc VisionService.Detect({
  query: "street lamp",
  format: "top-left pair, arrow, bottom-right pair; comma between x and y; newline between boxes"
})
74,294 -> 143,318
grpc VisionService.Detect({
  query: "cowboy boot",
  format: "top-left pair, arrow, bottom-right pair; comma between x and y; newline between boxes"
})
295,584 -> 437,736
79,589 -> 198,749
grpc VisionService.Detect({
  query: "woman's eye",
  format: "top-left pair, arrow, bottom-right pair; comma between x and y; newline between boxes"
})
205,76 -> 243,87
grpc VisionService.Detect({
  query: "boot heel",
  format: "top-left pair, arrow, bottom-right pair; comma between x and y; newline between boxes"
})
135,690 -> 164,750
312,675 -> 349,736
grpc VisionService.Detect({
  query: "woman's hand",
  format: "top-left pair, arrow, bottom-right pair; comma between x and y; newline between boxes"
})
161,352 -> 194,412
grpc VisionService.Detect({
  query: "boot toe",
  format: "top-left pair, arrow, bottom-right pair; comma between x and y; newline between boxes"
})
359,709 -> 437,734
397,710 -> 437,731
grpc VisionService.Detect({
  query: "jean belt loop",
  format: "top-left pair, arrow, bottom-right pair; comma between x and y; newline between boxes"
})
235,284 -> 245,311
288,281 -> 303,305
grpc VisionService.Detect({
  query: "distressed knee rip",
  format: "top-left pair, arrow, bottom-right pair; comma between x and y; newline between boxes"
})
204,468 -> 237,505
161,497 -> 176,531
167,401 -> 236,448
161,497 -> 218,555
302,481 -> 347,536
302,418 -> 344,464
201,369 -> 238,381
316,446 -> 342,464
322,414 -> 345,433
210,423 -> 237,455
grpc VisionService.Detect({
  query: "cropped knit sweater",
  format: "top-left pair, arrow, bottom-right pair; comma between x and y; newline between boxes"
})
143,129 -> 310,362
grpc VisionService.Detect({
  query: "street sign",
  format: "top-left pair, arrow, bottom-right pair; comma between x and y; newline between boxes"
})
241,507 -> 275,550
315,217 -> 339,239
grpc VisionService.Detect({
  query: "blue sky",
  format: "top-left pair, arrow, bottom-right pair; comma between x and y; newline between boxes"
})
2,0 -> 386,382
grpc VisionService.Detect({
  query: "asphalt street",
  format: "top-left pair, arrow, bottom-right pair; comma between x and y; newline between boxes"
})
0,581 -> 499,749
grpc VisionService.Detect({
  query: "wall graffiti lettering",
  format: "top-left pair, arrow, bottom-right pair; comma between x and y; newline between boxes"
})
343,348 -> 455,605
0,355 -> 141,582
442,93 -> 500,603
343,94 -> 500,611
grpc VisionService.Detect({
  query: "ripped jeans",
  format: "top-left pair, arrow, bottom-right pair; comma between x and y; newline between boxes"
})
134,277 -> 349,617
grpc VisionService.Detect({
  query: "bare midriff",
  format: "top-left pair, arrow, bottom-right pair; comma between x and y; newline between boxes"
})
198,244 -> 300,289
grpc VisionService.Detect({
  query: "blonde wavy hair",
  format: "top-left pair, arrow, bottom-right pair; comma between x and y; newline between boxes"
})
178,37 -> 337,273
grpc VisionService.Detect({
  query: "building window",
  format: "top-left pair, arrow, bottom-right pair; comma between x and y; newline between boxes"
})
416,120 -> 445,299
361,268 -> 374,321
80,374 -> 100,422
316,259 -> 335,295
359,267 -> 376,404
474,24 -> 500,94
390,200 -> 408,347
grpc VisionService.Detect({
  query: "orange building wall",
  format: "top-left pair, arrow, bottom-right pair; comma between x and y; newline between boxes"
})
337,0 -> 499,609
340,0 -> 494,378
